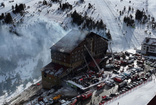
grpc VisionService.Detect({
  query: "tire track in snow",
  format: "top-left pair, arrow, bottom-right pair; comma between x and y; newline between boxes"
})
95,0 -> 130,51
105,0 -> 142,49
103,0 -> 138,49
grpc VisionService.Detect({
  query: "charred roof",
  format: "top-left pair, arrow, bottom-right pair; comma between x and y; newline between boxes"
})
50,29 -> 107,53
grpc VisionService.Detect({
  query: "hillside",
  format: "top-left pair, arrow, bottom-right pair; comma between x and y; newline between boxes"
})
0,0 -> 156,104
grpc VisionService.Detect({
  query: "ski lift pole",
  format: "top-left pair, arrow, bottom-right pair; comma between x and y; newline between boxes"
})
84,45 -> 101,71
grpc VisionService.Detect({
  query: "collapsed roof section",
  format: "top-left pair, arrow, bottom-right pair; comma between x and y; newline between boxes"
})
50,29 -> 89,53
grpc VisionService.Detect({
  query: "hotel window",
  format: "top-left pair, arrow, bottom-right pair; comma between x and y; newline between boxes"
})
149,46 -> 155,51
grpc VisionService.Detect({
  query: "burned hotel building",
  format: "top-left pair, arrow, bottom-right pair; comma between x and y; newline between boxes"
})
41,30 -> 108,89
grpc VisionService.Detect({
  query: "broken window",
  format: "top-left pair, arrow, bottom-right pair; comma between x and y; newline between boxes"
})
44,72 -> 47,77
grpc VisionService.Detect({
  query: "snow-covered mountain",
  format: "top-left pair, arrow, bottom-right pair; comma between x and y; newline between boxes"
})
0,0 -> 156,104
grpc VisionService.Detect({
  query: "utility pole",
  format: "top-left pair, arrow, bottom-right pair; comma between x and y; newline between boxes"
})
146,0 -> 148,13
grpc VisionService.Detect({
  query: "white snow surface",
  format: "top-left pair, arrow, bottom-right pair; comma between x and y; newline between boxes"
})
108,77 -> 156,105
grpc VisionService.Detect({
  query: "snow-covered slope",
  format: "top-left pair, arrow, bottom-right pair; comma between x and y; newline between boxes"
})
0,0 -> 67,98
0,0 -> 156,104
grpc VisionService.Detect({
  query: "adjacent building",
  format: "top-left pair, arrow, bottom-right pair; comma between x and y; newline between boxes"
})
147,95 -> 156,105
141,37 -> 156,56
41,29 -> 108,89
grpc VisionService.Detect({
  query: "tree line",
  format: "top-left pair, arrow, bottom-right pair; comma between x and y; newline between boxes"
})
70,10 -> 112,40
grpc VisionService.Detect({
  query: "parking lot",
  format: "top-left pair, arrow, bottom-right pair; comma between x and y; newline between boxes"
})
21,51 -> 156,105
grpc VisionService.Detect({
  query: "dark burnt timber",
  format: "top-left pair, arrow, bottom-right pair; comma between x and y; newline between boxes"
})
42,29 -> 108,89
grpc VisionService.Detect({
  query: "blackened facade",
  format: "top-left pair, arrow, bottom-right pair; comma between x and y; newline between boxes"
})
42,30 -> 108,89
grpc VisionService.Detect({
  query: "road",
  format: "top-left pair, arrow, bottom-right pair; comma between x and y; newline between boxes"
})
78,85 -> 118,105
7,82 -> 42,105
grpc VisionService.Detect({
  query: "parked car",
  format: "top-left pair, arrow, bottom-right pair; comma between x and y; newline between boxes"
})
123,71 -> 131,79
120,60 -> 128,66
39,101 -> 44,105
128,64 -> 134,68
114,54 -> 120,60
102,95 -> 112,101
130,73 -> 139,81
48,98 -> 54,104
137,60 -> 144,64
91,79 -> 99,84
38,97 -> 43,102
113,70 -> 120,74
105,79 -> 115,87
105,64 -> 114,70
43,98 -> 48,103
109,93 -> 119,97
122,87 -> 128,91
146,72 -> 151,78
113,74 -> 126,83
135,67 -> 144,72
97,82 -> 105,90
70,98 -> 77,105
130,69 -> 137,75
125,51 -> 130,56
118,80 -> 127,89
99,100 -> 106,105
129,56 -> 136,60
53,95 -> 61,102
127,59 -> 134,64
126,85 -> 133,89
81,91 -> 93,100
140,77 -> 147,81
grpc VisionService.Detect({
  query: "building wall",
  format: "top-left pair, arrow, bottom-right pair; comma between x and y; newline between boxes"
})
93,35 -> 108,58
50,34 -> 108,69
51,51 -> 71,67
141,44 -> 147,54
148,45 -> 156,54
70,35 -> 108,69
42,33 -> 108,89
141,44 -> 156,55
42,71 -> 61,89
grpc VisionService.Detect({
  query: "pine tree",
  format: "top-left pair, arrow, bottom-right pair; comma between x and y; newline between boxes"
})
19,4 -> 24,11
4,13 -> 13,24
12,5 -> 14,10
0,13 -> 4,20
43,0 -> 47,5
80,0 -> 84,3
106,30 -> 112,40
15,4 -> 18,11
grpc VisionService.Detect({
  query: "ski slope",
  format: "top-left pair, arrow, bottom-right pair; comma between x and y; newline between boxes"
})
91,0 -> 156,51
95,0 -> 129,51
